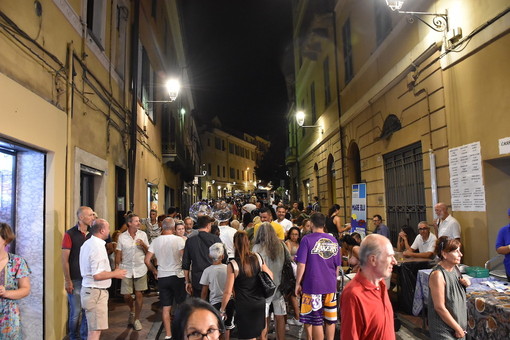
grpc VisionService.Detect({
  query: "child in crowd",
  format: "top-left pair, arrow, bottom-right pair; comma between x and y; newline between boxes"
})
200,243 -> 235,340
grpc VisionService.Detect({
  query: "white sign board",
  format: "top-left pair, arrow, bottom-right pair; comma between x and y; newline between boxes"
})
499,137 -> 510,155
448,142 -> 485,211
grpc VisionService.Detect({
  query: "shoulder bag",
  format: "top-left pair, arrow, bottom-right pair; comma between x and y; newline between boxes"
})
255,253 -> 277,298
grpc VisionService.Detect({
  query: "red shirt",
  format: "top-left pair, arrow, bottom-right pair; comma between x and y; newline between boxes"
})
340,271 -> 395,340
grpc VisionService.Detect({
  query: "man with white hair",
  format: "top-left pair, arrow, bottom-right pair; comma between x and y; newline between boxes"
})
434,202 -> 461,241
144,217 -> 186,340
340,234 -> 396,340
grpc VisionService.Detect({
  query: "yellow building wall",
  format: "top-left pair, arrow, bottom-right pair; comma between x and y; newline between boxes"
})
443,32 -> 510,266
0,72 -> 68,339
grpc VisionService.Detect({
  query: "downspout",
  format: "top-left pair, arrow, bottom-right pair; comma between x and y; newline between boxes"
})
331,8 -> 348,222
128,0 -> 140,211
65,42 -> 74,228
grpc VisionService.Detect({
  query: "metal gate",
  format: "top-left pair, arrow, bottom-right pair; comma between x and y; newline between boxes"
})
383,142 -> 426,246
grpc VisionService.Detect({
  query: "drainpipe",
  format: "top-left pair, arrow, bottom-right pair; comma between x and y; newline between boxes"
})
331,7 -> 348,222
128,0 -> 140,211
65,42 -> 74,229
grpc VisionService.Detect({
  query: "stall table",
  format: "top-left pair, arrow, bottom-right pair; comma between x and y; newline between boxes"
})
413,268 -> 509,339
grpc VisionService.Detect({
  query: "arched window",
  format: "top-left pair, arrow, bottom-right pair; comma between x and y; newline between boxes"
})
347,141 -> 361,186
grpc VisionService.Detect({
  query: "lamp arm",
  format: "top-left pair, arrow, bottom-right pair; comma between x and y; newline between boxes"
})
398,10 -> 448,32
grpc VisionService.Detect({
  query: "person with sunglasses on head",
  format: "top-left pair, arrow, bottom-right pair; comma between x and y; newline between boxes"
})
402,222 -> 437,259
428,237 -> 470,339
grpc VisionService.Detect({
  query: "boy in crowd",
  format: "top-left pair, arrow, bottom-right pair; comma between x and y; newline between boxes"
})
200,243 -> 235,340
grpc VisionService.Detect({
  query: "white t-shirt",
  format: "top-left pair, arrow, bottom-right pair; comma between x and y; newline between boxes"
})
219,226 -> 236,259
242,203 -> 256,214
437,215 -> 461,240
277,218 -> 293,233
411,233 -> 437,253
148,234 -> 185,278
200,264 -> 227,305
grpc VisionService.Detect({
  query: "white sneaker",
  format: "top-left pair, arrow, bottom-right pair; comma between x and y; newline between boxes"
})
287,318 -> 303,326
133,319 -> 143,331
285,324 -> 290,331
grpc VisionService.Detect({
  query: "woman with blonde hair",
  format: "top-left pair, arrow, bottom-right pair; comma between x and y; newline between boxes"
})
220,231 -> 272,340
253,223 -> 288,340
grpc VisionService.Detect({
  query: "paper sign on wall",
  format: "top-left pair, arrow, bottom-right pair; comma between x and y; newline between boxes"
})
448,141 -> 485,211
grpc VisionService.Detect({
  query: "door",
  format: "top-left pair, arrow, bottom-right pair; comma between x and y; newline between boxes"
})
384,142 -> 426,245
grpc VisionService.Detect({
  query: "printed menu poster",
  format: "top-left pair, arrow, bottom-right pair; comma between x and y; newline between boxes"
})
448,141 -> 485,211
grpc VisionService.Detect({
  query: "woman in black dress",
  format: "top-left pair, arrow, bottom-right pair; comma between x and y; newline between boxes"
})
220,231 -> 272,340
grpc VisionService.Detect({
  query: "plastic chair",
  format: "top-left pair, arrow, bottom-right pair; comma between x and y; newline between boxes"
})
484,254 -> 507,280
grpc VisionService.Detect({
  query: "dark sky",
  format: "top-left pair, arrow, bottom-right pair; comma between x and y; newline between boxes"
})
180,0 -> 293,144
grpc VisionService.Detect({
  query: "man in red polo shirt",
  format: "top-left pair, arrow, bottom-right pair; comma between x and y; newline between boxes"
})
340,234 -> 397,340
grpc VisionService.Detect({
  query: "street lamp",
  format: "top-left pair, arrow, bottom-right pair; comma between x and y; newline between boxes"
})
295,111 -> 324,134
146,78 -> 181,103
385,0 -> 448,32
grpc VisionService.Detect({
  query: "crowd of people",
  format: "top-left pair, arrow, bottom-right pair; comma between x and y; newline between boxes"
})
1,199 -> 510,340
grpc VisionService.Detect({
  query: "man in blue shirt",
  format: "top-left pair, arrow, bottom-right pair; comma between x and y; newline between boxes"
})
495,208 -> 510,281
372,215 -> 390,239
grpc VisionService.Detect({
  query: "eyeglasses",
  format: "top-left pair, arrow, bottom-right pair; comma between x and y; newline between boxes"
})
418,228 -> 429,231
186,328 -> 221,340
372,219 -> 380,222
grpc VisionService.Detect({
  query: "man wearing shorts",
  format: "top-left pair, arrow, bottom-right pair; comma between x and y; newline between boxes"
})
115,213 -> 149,331
145,217 -> 186,340
80,219 -> 126,340
295,213 -> 340,340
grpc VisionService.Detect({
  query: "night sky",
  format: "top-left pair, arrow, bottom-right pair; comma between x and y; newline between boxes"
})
180,0 -> 293,146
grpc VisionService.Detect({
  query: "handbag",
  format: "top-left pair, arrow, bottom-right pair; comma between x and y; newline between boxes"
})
278,242 -> 296,295
255,253 -> 277,298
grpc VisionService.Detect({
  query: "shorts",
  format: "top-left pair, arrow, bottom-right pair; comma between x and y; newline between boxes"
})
158,276 -> 186,307
265,291 -> 286,316
120,274 -> 148,294
213,300 -> 235,330
81,287 -> 109,331
299,292 -> 337,326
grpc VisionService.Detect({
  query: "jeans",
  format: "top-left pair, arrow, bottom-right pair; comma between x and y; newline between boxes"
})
68,279 -> 88,340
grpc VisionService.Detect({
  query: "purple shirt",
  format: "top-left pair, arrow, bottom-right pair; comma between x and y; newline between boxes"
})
296,232 -> 340,294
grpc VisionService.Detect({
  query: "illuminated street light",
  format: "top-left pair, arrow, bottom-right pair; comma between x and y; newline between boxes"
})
385,0 -> 449,32
295,111 -> 323,134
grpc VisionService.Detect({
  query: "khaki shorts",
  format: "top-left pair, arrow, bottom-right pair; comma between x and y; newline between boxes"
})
120,274 -> 148,294
81,287 -> 109,331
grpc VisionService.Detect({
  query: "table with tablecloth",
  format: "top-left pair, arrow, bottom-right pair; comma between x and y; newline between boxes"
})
466,281 -> 510,339
413,269 -> 510,339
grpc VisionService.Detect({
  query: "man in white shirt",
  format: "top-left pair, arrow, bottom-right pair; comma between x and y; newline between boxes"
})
145,218 -> 186,340
276,206 -> 293,235
403,222 -> 437,259
80,219 -> 126,340
115,214 -> 149,331
218,220 -> 237,260
434,202 -> 461,240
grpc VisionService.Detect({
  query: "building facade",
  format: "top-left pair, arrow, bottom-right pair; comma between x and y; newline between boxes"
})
0,0 -> 199,338
288,0 -> 510,266
199,122 -> 269,199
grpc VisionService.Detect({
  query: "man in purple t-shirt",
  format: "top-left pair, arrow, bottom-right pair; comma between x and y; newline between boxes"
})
295,213 -> 340,340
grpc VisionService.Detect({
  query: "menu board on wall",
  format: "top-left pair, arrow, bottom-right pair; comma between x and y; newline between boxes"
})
448,141 -> 485,211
